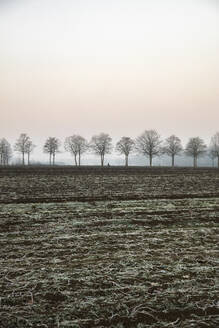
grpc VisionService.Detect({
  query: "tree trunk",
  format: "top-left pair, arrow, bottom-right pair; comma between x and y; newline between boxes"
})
49,153 -> 52,165
74,154 -> 78,166
149,155 -> 152,167
218,156 -> 219,169
22,152 -> 25,165
101,154 -> 104,167
172,154 -> 175,167
27,152 -> 30,165
53,153 -> 55,165
79,151 -> 81,166
193,156 -> 197,168
125,155 -> 128,167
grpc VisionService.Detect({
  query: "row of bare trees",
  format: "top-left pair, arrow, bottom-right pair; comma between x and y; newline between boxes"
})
118,132 -> 209,168
1,131 -> 219,167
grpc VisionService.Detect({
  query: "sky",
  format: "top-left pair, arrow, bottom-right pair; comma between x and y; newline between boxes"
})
0,0 -> 219,161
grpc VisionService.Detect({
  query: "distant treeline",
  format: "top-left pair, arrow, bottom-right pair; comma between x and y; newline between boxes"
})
1,131 -> 219,168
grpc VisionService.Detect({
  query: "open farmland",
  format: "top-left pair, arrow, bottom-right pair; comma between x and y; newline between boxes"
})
0,167 -> 219,328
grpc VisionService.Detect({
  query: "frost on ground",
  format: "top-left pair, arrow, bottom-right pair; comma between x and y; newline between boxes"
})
0,167 -> 218,327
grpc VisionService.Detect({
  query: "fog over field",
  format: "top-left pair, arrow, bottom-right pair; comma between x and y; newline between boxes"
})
0,0 -> 219,164
1,2 -> 219,325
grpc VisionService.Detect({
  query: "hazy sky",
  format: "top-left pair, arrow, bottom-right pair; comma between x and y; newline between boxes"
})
1,0 -> 219,153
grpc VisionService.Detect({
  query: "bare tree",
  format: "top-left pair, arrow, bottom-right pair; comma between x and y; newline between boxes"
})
208,151 -> 216,167
185,137 -> 206,168
162,135 -> 183,167
116,137 -> 135,166
135,130 -> 162,166
209,132 -> 219,168
64,135 -> 88,166
14,133 -> 32,165
25,140 -> 36,165
43,137 -> 60,165
90,133 -> 112,166
0,138 -> 12,165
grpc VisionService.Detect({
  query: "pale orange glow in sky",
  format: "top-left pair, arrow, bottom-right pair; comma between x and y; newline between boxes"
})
0,0 -> 219,157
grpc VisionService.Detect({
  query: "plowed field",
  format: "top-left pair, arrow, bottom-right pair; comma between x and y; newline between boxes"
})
0,167 -> 218,327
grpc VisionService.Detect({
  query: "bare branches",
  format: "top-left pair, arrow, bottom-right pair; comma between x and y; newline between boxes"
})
116,137 -> 135,166
1,132 -> 218,168
162,135 -> 183,167
25,141 -> 36,165
135,130 -> 162,166
0,138 -> 12,165
43,137 -> 60,165
14,134 -> 35,165
185,137 -> 207,168
64,135 -> 88,166
90,133 -> 112,166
